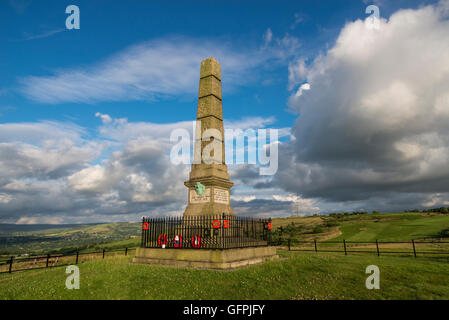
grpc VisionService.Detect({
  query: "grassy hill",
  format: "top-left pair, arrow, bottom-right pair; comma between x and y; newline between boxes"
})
271,212 -> 449,243
1,251 -> 448,299
331,212 -> 449,242
2,212 -> 449,300
0,222 -> 141,255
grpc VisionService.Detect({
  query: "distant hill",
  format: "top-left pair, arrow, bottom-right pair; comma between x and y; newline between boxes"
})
0,222 -> 141,255
0,223 -> 99,235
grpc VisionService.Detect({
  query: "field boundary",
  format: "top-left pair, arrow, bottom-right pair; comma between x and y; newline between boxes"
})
277,239 -> 449,258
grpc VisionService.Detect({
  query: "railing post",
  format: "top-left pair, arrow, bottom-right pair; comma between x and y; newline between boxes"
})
76,251 -> 79,264
46,254 -> 50,268
8,256 -> 13,273
343,240 -> 347,256
141,217 -> 144,248
412,239 -> 417,258
125,247 -> 128,256
102,249 -> 105,259
268,218 -> 272,246
222,213 -> 225,250
376,240 -> 380,257
288,238 -> 291,251
314,239 -> 317,253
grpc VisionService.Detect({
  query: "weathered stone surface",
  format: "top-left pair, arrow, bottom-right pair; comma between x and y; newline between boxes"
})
198,76 -> 222,100
188,164 -> 229,180
192,140 -> 225,165
197,95 -> 223,120
199,57 -> 221,80
184,57 -> 234,217
195,116 -> 224,139
133,246 -> 278,270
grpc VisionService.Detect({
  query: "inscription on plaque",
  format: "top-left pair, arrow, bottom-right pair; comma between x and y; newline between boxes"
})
214,188 -> 229,204
190,188 -> 211,203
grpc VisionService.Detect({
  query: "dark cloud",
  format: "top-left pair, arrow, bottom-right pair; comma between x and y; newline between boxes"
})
272,2 -> 449,211
229,164 -> 261,185
232,198 -> 293,217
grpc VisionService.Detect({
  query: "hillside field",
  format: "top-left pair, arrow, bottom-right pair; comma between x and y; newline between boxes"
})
1,212 -> 449,300
1,251 -> 448,300
271,212 -> 449,242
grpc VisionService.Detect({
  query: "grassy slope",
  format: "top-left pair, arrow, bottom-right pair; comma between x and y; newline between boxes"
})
331,213 -> 449,241
271,212 -> 449,243
1,252 -> 449,300
80,237 -> 141,252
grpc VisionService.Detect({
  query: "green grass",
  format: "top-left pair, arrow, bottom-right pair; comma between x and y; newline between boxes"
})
272,212 -> 449,244
88,237 -> 140,251
1,251 -> 449,300
3,212 -> 449,300
331,213 -> 449,242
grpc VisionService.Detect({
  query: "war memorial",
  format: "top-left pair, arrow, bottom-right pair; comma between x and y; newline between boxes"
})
133,57 -> 278,269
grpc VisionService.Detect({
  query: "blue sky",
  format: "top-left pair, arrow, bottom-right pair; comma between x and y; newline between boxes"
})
1,0 -> 449,224
1,0 -> 435,128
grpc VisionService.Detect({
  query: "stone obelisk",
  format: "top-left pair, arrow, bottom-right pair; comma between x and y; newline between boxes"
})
183,57 -> 234,217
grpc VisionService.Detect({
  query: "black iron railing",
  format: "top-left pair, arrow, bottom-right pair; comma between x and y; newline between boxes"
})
140,215 -> 272,249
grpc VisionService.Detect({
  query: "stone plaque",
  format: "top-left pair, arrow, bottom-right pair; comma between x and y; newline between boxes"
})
214,188 -> 229,204
190,188 -> 211,203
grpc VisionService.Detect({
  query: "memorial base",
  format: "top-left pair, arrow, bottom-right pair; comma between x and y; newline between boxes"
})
132,246 -> 278,270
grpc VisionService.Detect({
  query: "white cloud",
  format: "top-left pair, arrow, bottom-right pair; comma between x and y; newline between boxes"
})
264,28 -> 273,45
0,121 -> 85,145
294,83 -> 310,98
272,194 -> 320,214
20,35 -> 300,104
0,122 -> 103,180
231,190 -> 320,217
95,112 -> 112,124
288,58 -> 308,90
16,216 -> 64,225
20,28 -> 65,41
0,193 -> 13,204
358,81 -> 418,126
68,165 -> 107,192
232,195 -> 256,202
225,116 -> 276,130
